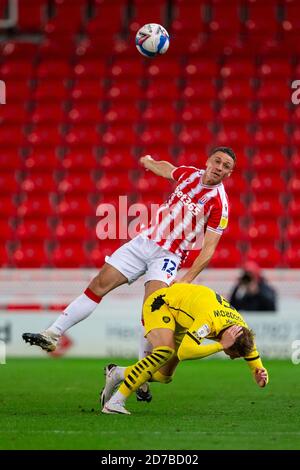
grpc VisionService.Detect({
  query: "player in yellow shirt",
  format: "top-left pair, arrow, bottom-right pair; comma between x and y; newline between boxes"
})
101,283 -> 269,415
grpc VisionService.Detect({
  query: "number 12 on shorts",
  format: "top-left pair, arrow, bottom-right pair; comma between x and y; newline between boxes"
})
162,258 -> 177,276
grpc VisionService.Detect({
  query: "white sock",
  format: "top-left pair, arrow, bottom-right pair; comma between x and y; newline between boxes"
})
109,390 -> 126,405
138,327 -> 152,360
46,290 -> 101,337
115,366 -> 126,382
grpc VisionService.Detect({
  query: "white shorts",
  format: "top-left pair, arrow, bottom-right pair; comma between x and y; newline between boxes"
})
105,235 -> 181,285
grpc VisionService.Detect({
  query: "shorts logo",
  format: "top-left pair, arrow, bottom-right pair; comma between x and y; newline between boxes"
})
163,316 -> 171,323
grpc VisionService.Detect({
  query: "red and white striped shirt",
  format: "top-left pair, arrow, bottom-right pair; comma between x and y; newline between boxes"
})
141,166 -> 229,259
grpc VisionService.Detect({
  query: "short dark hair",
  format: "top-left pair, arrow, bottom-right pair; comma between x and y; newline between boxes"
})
209,146 -> 236,163
226,326 -> 255,357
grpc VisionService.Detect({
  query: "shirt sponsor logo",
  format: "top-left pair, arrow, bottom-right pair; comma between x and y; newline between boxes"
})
174,187 -> 202,217
214,309 -> 245,323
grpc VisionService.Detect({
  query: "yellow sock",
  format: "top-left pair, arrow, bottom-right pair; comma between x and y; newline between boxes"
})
152,370 -> 173,384
118,346 -> 174,398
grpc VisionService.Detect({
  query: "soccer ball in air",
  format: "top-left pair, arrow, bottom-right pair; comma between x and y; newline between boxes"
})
135,23 -> 170,57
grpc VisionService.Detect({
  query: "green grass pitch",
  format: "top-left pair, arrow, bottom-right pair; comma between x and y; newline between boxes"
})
0,358 -> 298,450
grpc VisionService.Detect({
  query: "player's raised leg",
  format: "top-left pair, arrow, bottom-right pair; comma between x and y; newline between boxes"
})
22,263 -> 127,351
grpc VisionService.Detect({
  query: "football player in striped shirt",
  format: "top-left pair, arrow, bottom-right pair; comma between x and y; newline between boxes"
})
101,283 -> 269,415
23,147 -> 235,400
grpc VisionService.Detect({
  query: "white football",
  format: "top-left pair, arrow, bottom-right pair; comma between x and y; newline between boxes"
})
135,23 -> 170,58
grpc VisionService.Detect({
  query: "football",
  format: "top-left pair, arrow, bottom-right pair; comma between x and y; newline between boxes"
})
135,23 -> 170,57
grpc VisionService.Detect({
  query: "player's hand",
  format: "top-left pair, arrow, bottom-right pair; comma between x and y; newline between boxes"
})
220,325 -> 243,349
139,155 -> 153,170
254,367 -> 269,388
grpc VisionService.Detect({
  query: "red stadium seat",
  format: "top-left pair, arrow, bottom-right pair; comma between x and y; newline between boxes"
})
71,79 -> 105,101
0,172 -> 18,193
215,125 -> 251,146
67,103 -> 103,125
253,125 -> 288,146
0,220 -> 14,240
141,103 -> 178,123
247,221 -> 281,243
51,242 -> 87,267
4,81 -> 31,103
136,174 -> 173,194
60,151 -> 98,171
286,222 -> 300,243
106,81 -> 144,101
287,198 -> 300,219
288,176 -> 300,195
0,197 -> 17,218
0,245 -> 9,266
33,80 -> 69,101
17,0 -> 48,32
218,79 -> 254,102
256,105 -> 290,124
36,60 -> 72,79
99,150 -> 135,171
257,59 -> 292,79
23,150 -> 60,171
0,104 -> 28,124
209,245 -> 242,267
257,79 -> 291,102
73,59 -> 107,80
102,125 -> 136,146
96,173 -> 132,194
0,60 -> 33,79
182,80 -> 216,101
109,59 -> 145,79
20,173 -> 57,194
249,198 -> 284,220
138,125 -> 174,146
145,59 -> 182,79
16,219 -> 52,241
54,219 -> 92,241
0,153 -> 22,170
184,59 -> 219,78
26,125 -> 62,146
58,174 -> 95,194
218,104 -> 253,124
129,1 -> 167,31
64,126 -> 100,146
146,80 -> 180,101
56,196 -> 94,217
247,245 -> 282,268
179,104 -> 214,123
12,243 -> 49,267
17,196 -> 53,218
285,245 -> 300,268
177,125 -> 213,146
104,104 -> 140,124
86,2 -> 124,34
220,60 -> 256,79
251,152 -> 287,172
250,175 -> 286,195
30,103 -> 66,124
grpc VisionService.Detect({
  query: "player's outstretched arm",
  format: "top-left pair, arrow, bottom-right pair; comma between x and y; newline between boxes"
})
139,155 -> 177,180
